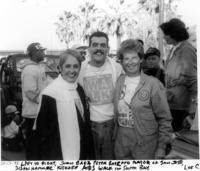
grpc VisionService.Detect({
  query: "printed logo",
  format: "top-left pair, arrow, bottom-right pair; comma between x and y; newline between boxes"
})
83,74 -> 114,105
119,85 -> 126,100
118,100 -> 134,128
138,89 -> 150,101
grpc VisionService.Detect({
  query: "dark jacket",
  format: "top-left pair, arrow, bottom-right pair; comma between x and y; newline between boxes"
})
35,84 -> 95,160
143,67 -> 165,86
165,40 -> 197,113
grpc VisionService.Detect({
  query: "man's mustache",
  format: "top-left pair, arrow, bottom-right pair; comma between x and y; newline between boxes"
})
94,50 -> 104,55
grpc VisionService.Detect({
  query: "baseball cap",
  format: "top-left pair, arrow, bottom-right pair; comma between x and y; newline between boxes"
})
27,42 -> 46,54
5,105 -> 19,115
71,44 -> 88,50
145,47 -> 160,59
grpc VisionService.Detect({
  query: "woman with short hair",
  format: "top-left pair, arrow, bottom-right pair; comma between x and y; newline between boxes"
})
35,49 -> 94,160
113,39 -> 172,159
160,18 -> 197,131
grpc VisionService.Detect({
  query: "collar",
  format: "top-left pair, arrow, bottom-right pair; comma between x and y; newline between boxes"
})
173,42 -> 182,51
57,74 -> 78,91
122,71 -> 147,93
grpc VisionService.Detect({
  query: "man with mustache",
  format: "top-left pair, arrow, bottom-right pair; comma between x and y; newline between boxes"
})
78,31 -> 123,159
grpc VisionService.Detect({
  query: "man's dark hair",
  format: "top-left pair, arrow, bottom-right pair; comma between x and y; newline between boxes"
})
159,18 -> 189,42
89,31 -> 109,47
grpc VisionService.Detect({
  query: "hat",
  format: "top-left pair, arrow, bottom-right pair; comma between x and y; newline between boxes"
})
5,105 -> 19,115
145,47 -> 160,59
27,42 -> 46,54
71,44 -> 88,50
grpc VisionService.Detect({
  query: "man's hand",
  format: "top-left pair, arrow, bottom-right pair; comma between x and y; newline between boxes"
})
183,113 -> 195,130
13,115 -> 21,125
155,148 -> 166,159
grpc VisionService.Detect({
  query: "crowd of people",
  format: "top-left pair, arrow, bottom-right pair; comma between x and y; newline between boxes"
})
1,18 -> 197,160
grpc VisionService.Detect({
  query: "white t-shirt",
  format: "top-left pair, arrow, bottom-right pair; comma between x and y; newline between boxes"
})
118,76 -> 140,128
79,59 -> 122,122
21,63 -> 49,118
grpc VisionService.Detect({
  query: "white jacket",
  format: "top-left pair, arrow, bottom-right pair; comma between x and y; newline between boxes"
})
21,59 -> 49,118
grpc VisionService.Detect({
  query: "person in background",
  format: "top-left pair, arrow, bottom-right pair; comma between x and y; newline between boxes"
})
160,18 -> 197,132
183,99 -> 198,130
21,42 -> 49,160
1,105 -> 24,152
78,31 -> 123,159
113,39 -> 172,159
143,47 -> 165,85
136,39 -> 144,47
35,49 -> 94,160
72,44 -> 88,62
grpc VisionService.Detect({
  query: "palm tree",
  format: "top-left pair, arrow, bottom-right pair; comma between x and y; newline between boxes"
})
137,0 -> 180,54
97,0 -> 138,49
55,2 -> 98,47
55,11 -> 80,48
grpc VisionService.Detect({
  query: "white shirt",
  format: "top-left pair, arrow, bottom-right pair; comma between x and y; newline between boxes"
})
168,42 -> 181,60
21,62 -> 48,118
2,121 -> 19,139
118,75 -> 140,128
79,59 -> 122,122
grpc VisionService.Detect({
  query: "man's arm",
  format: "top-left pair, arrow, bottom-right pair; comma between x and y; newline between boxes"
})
23,70 -> 40,104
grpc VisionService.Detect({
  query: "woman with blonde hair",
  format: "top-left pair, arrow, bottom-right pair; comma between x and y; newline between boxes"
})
35,49 -> 94,160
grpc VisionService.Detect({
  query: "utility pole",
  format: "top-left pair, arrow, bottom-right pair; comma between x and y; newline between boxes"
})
158,0 -> 164,59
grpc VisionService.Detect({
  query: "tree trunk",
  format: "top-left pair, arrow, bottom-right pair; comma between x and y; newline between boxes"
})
116,25 -> 122,50
158,0 -> 164,59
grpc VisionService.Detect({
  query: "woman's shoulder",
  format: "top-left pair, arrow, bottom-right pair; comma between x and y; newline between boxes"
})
77,83 -> 84,92
77,83 -> 86,96
143,73 -> 164,88
41,78 -> 61,98
116,73 -> 126,83
180,41 -> 196,53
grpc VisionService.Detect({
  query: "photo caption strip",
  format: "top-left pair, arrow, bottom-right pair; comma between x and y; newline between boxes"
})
1,160 -> 200,171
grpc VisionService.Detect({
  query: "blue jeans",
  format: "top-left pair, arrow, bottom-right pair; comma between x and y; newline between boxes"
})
91,119 -> 115,159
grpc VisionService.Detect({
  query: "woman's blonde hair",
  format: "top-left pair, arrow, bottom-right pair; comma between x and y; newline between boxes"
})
58,49 -> 82,69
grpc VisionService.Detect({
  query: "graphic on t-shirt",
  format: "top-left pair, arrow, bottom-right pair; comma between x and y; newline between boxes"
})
83,74 -> 114,105
119,85 -> 126,100
118,100 -> 134,128
118,85 -> 134,128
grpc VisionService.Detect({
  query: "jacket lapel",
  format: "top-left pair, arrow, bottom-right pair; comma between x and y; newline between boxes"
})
132,72 -> 146,98
165,41 -> 185,67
